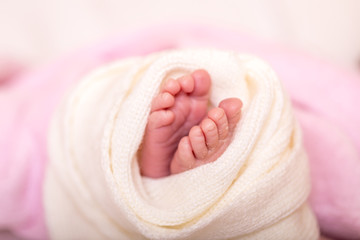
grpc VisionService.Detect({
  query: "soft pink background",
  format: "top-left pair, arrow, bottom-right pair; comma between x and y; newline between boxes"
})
1,24 -> 360,239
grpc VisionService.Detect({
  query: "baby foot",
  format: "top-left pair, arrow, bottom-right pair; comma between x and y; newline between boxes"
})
170,98 -> 242,175
139,70 -> 211,178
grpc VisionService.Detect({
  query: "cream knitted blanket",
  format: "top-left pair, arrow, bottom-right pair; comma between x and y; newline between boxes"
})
45,49 -> 319,239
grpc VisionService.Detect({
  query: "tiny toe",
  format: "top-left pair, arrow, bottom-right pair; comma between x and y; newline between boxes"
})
191,69 -> 211,97
219,98 -> 242,130
178,74 -> 195,93
148,110 -> 175,129
189,126 -> 208,159
171,136 -> 196,174
151,92 -> 175,112
163,78 -> 181,95
200,118 -> 219,150
208,108 -> 229,140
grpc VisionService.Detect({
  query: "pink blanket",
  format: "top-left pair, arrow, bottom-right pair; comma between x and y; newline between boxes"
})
1,24 -> 359,239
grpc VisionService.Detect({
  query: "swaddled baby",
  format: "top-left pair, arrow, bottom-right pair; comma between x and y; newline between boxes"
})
45,49 -> 319,239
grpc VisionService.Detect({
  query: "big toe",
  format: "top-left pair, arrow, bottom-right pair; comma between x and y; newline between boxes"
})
191,69 -> 211,97
219,98 -> 242,130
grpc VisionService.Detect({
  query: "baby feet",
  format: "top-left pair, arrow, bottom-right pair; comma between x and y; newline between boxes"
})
139,69 -> 242,178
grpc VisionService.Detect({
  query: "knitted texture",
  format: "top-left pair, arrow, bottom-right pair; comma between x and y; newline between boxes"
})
45,49 -> 319,239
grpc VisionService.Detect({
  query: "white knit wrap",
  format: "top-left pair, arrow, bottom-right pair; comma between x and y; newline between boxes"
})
45,49 -> 319,239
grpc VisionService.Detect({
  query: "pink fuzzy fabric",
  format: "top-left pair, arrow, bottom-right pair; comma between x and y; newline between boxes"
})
1,24 -> 359,239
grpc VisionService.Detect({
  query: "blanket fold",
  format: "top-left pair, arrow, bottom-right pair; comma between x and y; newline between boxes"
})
45,49 -> 319,239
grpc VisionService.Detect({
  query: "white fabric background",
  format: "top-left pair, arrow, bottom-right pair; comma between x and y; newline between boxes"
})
1,0 -> 359,71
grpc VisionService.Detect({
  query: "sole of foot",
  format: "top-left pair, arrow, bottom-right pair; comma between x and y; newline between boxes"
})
170,98 -> 242,175
139,69 -> 212,178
